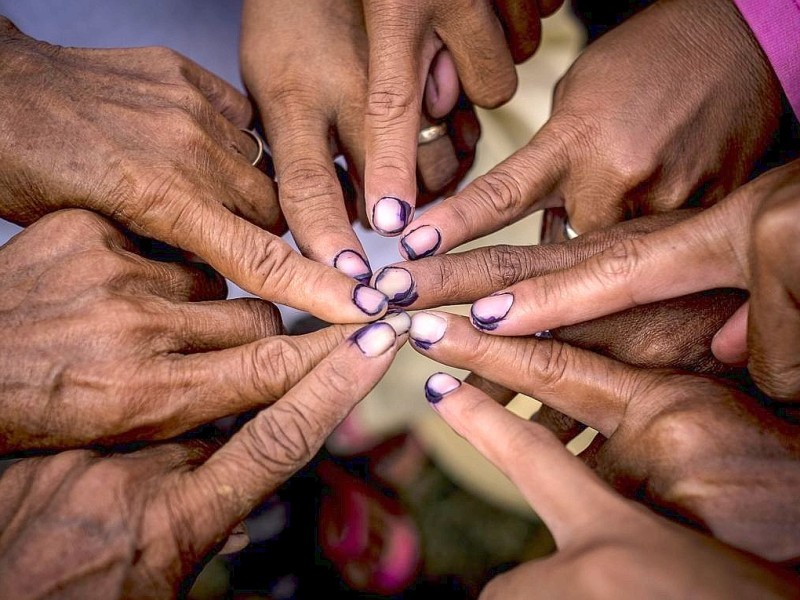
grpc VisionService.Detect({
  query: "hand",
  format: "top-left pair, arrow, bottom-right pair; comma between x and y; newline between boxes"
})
361,0 -> 563,236
0,320 -> 403,598
371,209 -> 746,376
0,18 -> 383,323
422,372 -> 800,598
399,0 -> 782,259
0,209 -> 396,453
240,0 -> 480,274
409,312 -> 800,562
463,160 -> 800,401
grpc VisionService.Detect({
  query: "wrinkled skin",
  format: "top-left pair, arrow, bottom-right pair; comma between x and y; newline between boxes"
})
0,320 -> 403,598
0,17 -> 380,324
403,0 -> 782,255
360,0 -> 564,235
0,209 -> 362,453
427,377 -> 800,598
241,0 -> 480,271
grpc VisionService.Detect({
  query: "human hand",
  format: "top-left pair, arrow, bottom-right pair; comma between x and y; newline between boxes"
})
399,0 -> 782,259
409,312 -> 800,562
0,18 -> 383,323
361,0 -> 563,237
241,0 -> 479,275
0,319 -> 404,598
464,160 -> 800,401
422,372 -> 800,598
0,210 -> 404,453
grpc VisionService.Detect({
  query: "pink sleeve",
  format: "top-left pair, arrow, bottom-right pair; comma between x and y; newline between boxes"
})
733,0 -> 800,118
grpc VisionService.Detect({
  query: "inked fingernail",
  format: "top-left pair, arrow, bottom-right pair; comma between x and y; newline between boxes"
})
372,197 -> 412,235
353,284 -> 388,317
534,330 -> 553,340
351,322 -> 397,357
409,312 -> 447,350
471,293 -> 514,331
425,372 -> 461,404
334,250 -> 372,284
381,310 -> 412,335
400,225 -> 441,260
374,266 -> 417,307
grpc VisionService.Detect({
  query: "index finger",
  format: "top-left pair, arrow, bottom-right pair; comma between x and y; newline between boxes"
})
177,321 -> 403,552
425,375 -> 621,546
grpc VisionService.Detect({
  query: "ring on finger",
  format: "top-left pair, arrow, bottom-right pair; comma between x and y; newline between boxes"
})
240,128 -> 265,167
418,123 -> 448,145
563,218 -> 581,240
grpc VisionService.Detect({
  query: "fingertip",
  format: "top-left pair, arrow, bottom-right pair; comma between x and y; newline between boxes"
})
399,225 -> 442,260
470,293 -> 514,332
352,284 -> 389,318
334,249 -> 373,285
409,311 -> 449,350
373,266 -> 418,307
426,50 -> 460,119
371,196 -> 414,236
350,321 -> 398,358
424,372 -> 462,405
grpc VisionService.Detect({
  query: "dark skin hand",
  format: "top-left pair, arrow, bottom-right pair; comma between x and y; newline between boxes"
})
361,0 -> 564,237
0,319 -> 404,598
0,17 -> 385,323
0,209 -> 369,453
425,374 -> 800,598
241,0 -> 480,275
400,0 -> 782,259
469,160 -> 800,402
410,312 -> 800,563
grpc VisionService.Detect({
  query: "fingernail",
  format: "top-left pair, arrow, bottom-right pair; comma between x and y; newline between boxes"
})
353,284 -> 388,317
334,249 -> 372,284
409,312 -> 447,350
471,293 -> 514,331
374,267 -> 417,307
381,310 -> 412,335
534,330 -> 553,340
372,197 -> 412,235
425,372 -> 461,404
425,73 -> 439,107
351,322 -> 397,357
400,225 -> 441,260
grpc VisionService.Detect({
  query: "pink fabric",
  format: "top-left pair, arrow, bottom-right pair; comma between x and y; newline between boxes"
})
733,0 -> 800,118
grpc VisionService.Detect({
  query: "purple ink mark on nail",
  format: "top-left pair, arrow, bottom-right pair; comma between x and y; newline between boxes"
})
400,225 -> 441,260
470,293 -> 514,332
374,267 -> 418,308
424,372 -> 461,404
372,197 -> 413,235
352,284 -> 388,317
333,249 -> 372,284
350,322 -> 396,357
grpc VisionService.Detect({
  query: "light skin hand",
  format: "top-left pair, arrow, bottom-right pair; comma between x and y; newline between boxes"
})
362,0 -> 563,238
0,17 -> 383,323
0,321 -> 404,599
423,375 -> 800,598
399,0 -> 781,260
240,0 -> 479,277
464,160 -> 800,401
410,312 -> 800,563
0,210 -> 393,453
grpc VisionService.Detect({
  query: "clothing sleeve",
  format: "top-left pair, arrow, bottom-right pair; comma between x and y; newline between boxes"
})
733,0 -> 800,118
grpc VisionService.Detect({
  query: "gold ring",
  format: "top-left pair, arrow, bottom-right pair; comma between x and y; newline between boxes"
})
240,128 -> 265,167
418,123 -> 448,145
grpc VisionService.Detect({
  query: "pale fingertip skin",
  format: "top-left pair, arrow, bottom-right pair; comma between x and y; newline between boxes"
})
372,196 -> 413,235
351,322 -> 398,357
400,225 -> 442,260
374,266 -> 418,307
424,372 -> 462,404
471,293 -> 514,331
381,310 -> 412,335
334,249 -> 373,285
409,311 -> 448,349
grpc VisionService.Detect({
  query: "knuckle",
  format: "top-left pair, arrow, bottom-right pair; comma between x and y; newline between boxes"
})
753,201 -> 800,264
279,158 -> 338,204
243,402 -> 318,477
482,245 -> 532,288
591,238 -> 644,285
528,339 -> 572,391
248,337 -> 307,399
244,235 -> 295,296
469,170 -> 526,223
367,75 -> 416,123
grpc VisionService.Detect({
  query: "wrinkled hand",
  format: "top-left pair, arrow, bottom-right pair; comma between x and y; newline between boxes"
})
0,18 -> 382,323
422,373 -> 800,598
0,209 -> 380,453
409,311 -> 800,563
465,160 -> 800,401
400,0 -> 781,259
241,0 -> 479,274
0,319 -> 403,598
361,0 -> 563,236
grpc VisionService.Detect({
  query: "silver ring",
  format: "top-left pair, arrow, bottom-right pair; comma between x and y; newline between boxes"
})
240,128 -> 265,167
564,218 -> 581,240
418,123 -> 448,145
